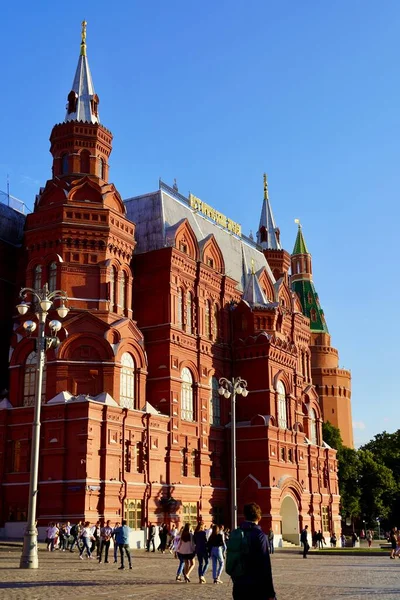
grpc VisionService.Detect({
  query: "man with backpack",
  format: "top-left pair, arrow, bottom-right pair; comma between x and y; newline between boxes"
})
226,502 -> 276,600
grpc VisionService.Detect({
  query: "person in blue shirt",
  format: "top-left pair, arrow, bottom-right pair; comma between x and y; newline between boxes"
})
114,519 -> 132,570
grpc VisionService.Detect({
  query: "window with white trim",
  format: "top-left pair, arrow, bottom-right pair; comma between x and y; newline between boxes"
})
119,271 -> 127,310
120,352 -> 135,409
181,367 -> 194,421
177,288 -> 183,328
186,292 -> 193,334
277,380 -> 287,429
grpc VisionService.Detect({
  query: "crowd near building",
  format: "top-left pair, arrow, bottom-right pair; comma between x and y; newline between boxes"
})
0,24 -> 353,548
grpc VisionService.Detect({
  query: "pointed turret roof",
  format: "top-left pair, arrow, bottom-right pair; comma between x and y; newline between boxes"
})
292,220 -> 309,255
65,21 -> 100,124
257,174 -> 281,250
242,261 -> 268,306
290,220 -> 328,333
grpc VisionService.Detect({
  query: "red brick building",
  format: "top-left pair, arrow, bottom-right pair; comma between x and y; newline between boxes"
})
0,28 -> 352,546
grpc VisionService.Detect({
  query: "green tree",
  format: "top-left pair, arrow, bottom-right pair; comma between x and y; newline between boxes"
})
322,421 -> 343,451
357,449 -> 397,523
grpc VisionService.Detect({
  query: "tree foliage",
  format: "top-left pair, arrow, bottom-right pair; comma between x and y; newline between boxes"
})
322,423 -> 400,527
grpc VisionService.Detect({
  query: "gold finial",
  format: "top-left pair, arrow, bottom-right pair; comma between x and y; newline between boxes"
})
251,258 -> 255,275
294,218 -> 301,228
80,20 -> 87,56
263,173 -> 269,201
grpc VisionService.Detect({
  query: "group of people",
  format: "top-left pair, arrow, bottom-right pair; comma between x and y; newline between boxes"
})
45,519 -> 133,569
43,502 -> 277,599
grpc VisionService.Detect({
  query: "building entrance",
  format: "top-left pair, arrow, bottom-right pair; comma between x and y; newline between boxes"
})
280,495 -> 299,545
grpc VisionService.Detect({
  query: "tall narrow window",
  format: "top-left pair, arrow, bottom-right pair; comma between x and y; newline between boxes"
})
34,265 -> 42,291
80,150 -> 90,174
177,288 -> 183,328
277,380 -> 287,429
120,352 -> 135,409
48,262 -> 57,292
99,158 -> 105,179
186,292 -> 193,334
210,377 -> 221,426
205,300 -> 211,338
310,408 -> 318,445
213,304 -> 219,340
190,450 -> 197,477
23,351 -> 46,407
181,367 -> 194,421
119,271 -> 127,311
124,499 -> 142,530
109,266 -> 117,309
61,153 -> 69,175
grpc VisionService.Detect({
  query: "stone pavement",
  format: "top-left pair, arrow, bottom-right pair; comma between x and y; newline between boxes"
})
0,545 -> 399,600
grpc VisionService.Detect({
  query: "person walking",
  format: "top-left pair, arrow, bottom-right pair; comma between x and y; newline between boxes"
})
176,523 -> 196,582
389,528 -> 397,559
112,522 -> 120,564
267,528 -> 274,554
301,525 -> 309,558
79,521 -> 94,559
69,521 -> 82,552
159,523 -> 168,553
366,530 -> 373,548
114,519 -> 132,570
194,522 -> 209,583
46,522 -> 58,552
98,520 -> 113,563
207,524 -> 226,584
228,502 -> 276,600
146,522 -> 156,552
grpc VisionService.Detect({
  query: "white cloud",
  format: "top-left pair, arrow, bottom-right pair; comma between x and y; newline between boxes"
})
353,421 -> 366,431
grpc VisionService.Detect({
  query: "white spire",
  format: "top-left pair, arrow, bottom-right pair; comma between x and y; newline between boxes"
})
257,174 -> 281,250
65,21 -> 100,124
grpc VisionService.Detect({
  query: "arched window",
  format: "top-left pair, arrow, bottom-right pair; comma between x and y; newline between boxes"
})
205,300 -> 211,338
310,308 -> 317,322
80,150 -> 90,174
120,352 -> 135,409
61,153 -> 69,175
210,377 -> 221,426
119,271 -> 127,311
181,367 -> 194,422
186,292 -> 193,334
109,266 -> 117,309
48,262 -> 57,292
177,288 -> 183,328
34,265 -> 42,291
277,380 -> 287,429
23,351 -> 46,407
310,408 -> 318,445
213,304 -> 219,340
99,158 -> 105,179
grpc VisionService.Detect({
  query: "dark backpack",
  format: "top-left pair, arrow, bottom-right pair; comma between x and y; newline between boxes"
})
225,527 -> 251,578
70,525 -> 77,536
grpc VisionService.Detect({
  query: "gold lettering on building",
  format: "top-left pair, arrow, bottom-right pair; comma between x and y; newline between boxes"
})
189,194 -> 241,236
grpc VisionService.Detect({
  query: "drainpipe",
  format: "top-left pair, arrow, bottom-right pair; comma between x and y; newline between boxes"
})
120,408 -> 128,519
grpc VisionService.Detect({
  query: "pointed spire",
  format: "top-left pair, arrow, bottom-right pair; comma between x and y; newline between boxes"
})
257,174 -> 281,250
65,21 -> 100,124
292,219 -> 309,255
243,267 -> 268,306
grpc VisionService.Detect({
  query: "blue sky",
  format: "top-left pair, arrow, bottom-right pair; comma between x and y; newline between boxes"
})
1,1 -> 399,446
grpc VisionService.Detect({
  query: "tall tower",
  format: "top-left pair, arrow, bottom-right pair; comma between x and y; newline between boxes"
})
257,174 -> 291,282
10,22 -> 147,406
291,222 -> 353,447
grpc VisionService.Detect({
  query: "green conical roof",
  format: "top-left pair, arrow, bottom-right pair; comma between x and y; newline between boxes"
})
292,223 -> 309,255
292,279 -> 329,333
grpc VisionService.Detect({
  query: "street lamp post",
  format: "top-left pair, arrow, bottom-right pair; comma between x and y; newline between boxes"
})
218,377 -> 249,530
17,283 -> 69,569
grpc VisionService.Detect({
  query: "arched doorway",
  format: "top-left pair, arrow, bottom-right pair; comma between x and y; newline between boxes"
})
280,495 -> 299,545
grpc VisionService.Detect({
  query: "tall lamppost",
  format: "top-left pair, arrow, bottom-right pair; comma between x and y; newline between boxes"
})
17,283 -> 69,569
218,377 -> 249,530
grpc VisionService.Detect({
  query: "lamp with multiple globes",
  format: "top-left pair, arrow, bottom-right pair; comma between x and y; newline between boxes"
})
17,283 -> 69,570
218,376 -> 249,530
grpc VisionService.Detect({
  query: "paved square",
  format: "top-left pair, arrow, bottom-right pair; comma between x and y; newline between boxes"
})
0,546 -> 399,600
